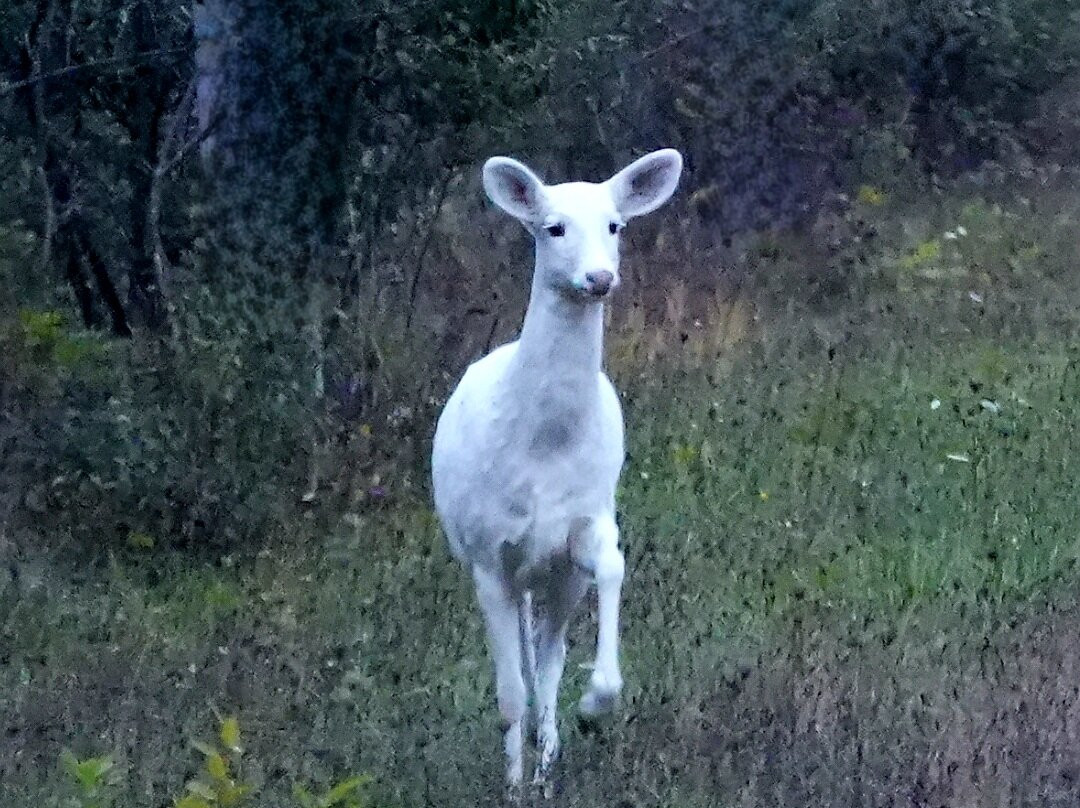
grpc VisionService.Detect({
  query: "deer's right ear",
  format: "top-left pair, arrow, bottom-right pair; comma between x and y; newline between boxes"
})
483,157 -> 548,224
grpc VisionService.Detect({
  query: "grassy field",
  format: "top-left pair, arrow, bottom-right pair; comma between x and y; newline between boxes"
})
5,176 -> 1080,806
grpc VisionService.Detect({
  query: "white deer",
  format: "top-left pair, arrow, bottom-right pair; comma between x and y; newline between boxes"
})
431,149 -> 683,791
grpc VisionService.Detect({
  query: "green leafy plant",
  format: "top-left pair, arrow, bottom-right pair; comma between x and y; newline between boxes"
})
60,751 -> 119,808
19,308 -> 64,348
175,716 -> 253,808
293,774 -> 375,808
54,718 -> 385,808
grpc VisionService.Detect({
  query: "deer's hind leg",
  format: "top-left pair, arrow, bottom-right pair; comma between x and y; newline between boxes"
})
532,561 -> 589,785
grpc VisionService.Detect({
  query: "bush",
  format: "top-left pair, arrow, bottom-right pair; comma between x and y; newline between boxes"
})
640,0 -> 1080,232
3,264 -> 316,548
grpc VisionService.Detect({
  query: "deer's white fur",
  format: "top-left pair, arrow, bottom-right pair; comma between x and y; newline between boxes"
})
431,149 -> 683,790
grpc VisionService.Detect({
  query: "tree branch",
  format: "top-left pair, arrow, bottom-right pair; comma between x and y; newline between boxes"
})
144,72 -> 224,342
405,167 -> 455,329
0,47 -> 185,96
35,165 -> 55,277
157,109 -> 223,177
146,76 -> 200,342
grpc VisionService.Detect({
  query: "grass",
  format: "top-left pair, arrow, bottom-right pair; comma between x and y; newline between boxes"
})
5,176 -> 1080,806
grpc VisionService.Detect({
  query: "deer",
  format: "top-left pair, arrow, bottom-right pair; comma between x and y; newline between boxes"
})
431,149 -> 683,794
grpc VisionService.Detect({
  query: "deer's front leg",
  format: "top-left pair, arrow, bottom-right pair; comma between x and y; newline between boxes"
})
533,566 -> 589,786
577,514 -> 625,716
473,566 -> 527,792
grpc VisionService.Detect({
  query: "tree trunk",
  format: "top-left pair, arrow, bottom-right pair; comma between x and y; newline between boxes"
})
193,0 -> 360,276
124,1 -> 172,331
20,0 -> 132,334
194,0 -> 233,165
74,227 -> 132,337
62,234 -> 100,329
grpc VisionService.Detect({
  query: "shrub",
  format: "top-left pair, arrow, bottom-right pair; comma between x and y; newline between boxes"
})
3,267 -> 316,548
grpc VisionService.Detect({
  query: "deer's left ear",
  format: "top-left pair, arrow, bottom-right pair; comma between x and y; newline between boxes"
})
605,149 -> 683,219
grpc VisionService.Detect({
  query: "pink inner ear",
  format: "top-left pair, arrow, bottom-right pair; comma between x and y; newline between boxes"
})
630,163 -> 666,197
511,179 -> 531,205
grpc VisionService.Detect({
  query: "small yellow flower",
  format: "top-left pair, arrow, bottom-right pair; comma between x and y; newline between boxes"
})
359,423 -> 373,437
127,531 -> 155,549
900,239 -> 941,269
672,444 -> 698,465
758,490 -> 770,502
857,185 -> 886,206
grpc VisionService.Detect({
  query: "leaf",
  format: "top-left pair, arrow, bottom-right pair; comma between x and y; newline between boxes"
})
217,783 -> 253,806
60,749 -> 86,785
293,783 -> 317,808
672,444 -> 698,465
325,775 -> 373,806
220,716 -> 241,751
186,780 -> 215,799
73,755 -> 114,791
191,741 -> 217,758
19,308 -> 63,346
206,752 -> 228,780
900,239 -> 942,269
175,797 -> 213,808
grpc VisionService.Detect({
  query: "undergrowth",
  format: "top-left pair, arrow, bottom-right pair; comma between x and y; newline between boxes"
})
5,175 -> 1080,806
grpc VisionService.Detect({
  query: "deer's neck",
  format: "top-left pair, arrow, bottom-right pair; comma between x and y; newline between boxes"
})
510,276 -> 605,406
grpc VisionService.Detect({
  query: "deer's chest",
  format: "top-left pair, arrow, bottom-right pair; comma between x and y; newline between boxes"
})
495,403 -> 616,510
527,413 -> 577,457
513,389 -> 605,465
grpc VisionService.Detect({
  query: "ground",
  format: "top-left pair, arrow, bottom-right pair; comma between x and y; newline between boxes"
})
4,173 -> 1080,807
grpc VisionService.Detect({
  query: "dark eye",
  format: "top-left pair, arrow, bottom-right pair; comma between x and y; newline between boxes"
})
546,223 -> 565,237
609,222 -> 620,235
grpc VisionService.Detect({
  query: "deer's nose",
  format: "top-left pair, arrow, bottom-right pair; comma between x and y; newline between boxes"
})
584,270 -> 614,295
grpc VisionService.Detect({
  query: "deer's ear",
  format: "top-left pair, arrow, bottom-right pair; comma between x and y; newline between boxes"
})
483,157 -> 548,223
606,149 -> 683,219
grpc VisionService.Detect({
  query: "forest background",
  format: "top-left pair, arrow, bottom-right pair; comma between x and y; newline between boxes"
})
4,1 -> 1080,806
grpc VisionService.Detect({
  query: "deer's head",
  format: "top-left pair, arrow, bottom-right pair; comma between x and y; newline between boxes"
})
483,150 -> 683,301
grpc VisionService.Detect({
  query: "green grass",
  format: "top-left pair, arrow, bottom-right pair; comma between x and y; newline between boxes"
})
5,182 -> 1080,806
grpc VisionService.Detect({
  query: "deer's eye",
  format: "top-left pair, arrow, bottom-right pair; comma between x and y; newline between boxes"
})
609,222 -> 620,235
546,223 -> 565,238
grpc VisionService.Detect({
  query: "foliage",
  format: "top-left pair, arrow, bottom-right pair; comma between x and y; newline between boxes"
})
1,268 -> 315,546
3,180 -> 1080,806
48,718 -> 384,808
639,0 -> 1080,231
293,775 -> 375,808
60,752 -> 120,808
806,0 -> 1080,161
2,0 -> 1079,549
178,715 -> 253,807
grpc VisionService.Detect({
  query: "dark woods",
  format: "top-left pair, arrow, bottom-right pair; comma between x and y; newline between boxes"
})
1,0 -> 1077,546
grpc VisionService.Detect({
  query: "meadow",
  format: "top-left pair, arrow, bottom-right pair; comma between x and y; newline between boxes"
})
5,170 -> 1080,807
